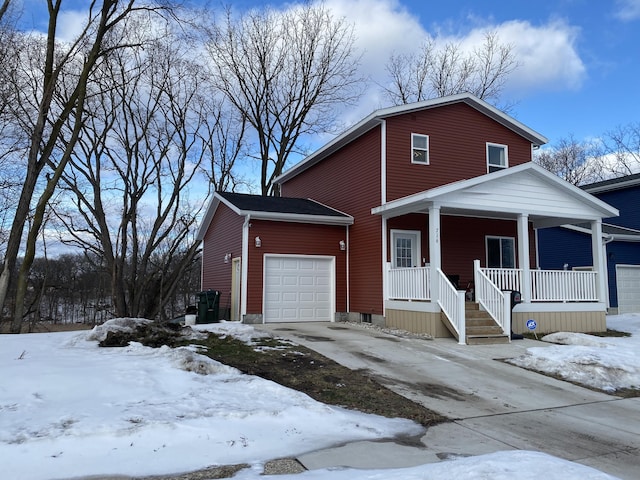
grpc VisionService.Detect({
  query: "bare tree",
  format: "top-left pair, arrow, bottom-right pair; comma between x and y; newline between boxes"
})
197,95 -> 253,192
205,4 -> 363,196
534,135 -> 605,186
382,31 -> 517,107
0,0 -> 173,332
55,19 -> 210,319
598,123 -> 640,177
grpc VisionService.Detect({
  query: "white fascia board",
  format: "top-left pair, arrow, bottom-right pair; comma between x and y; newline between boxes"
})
196,196 -> 220,241
196,192 -> 246,241
561,223 -> 640,242
241,210 -> 354,226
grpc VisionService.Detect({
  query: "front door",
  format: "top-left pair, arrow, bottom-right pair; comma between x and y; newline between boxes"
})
391,230 -> 421,268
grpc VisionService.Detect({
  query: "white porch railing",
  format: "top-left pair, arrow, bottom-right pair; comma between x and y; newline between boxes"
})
482,268 -> 598,302
436,268 -> 466,345
474,260 -> 510,336
386,264 -> 430,300
530,270 -> 598,301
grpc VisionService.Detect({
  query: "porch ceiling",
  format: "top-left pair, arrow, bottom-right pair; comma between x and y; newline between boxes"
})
372,163 -> 619,229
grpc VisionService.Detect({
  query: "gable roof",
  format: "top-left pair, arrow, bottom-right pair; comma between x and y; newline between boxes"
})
276,93 -> 548,185
371,162 -> 618,229
582,173 -> 640,194
196,192 -> 353,240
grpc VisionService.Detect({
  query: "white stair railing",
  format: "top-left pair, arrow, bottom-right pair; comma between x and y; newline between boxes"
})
482,267 -> 522,292
474,260 -> 511,337
436,269 -> 466,345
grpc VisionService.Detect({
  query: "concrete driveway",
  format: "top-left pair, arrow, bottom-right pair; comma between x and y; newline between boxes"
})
256,322 -> 640,479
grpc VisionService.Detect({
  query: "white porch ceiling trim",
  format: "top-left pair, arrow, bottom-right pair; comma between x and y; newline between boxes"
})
371,163 -> 619,228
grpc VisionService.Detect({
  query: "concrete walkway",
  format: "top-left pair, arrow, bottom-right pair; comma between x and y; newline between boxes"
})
256,322 -> 640,479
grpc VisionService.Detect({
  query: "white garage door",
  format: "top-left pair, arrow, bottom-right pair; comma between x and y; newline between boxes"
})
617,265 -> 640,314
264,255 -> 334,323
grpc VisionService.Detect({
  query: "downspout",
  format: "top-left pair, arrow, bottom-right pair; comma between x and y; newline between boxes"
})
381,119 -> 387,317
241,215 -> 250,321
602,233 -> 614,310
346,225 -> 350,314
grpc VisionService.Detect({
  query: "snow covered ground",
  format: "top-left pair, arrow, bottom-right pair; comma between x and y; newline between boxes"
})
508,313 -> 640,392
2,315 -> 635,480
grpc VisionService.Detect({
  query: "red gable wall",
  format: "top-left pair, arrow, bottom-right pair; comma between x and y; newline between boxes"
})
201,202 -> 244,313
385,102 -> 532,201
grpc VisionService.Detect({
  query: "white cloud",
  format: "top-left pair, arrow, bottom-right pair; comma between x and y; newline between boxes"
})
487,20 -> 586,94
320,0 -> 428,121
318,1 -> 586,113
57,9 -> 90,43
615,0 -> 640,21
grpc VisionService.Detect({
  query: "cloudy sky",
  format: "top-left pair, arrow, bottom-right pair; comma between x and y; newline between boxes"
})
225,0 -> 639,148
24,0 -> 640,149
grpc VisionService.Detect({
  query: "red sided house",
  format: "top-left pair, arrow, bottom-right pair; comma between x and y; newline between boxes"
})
198,93 -> 618,344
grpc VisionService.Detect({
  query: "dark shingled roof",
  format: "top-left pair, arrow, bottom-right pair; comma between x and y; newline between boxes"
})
218,192 -> 349,218
581,173 -> 640,192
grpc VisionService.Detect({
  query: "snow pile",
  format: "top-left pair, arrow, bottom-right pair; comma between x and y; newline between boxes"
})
0,324 -> 421,480
0,317 -> 629,479
194,319 -> 272,343
507,314 -> 640,392
85,317 -> 153,342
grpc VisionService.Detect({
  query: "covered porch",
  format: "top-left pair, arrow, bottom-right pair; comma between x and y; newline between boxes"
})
372,163 -> 619,344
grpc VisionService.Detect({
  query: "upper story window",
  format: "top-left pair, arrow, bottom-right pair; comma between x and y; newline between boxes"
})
412,133 -> 429,164
487,143 -> 508,172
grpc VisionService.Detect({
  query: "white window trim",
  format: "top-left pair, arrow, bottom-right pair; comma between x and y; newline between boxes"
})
411,133 -> 429,165
485,235 -> 516,269
391,229 -> 422,268
486,142 -> 508,172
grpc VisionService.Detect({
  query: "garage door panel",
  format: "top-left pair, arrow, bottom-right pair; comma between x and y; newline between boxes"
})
617,265 -> 640,314
264,256 -> 334,323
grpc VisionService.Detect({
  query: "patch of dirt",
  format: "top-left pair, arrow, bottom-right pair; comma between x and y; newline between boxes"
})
99,322 -> 187,348
191,333 -> 446,427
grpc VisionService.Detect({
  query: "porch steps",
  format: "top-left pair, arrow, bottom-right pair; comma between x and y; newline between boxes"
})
464,302 -> 509,345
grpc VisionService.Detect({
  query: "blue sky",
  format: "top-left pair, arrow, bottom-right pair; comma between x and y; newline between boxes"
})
224,0 -> 640,149
24,0 -> 640,148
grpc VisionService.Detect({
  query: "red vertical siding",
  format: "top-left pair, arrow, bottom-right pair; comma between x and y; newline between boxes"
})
201,203 -> 244,313
282,127 -> 384,316
385,103 -> 533,201
245,220 -> 348,315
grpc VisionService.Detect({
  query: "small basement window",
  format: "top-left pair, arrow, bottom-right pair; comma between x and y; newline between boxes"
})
487,143 -> 508,172
412,133 -> 429,164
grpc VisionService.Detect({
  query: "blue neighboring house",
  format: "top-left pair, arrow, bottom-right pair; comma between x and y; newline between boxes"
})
538,174 -> 640,314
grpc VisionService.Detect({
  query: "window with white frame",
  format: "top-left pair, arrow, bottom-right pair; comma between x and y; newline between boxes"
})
391,230 -> 421,268
487,143 -> 508,172
412,133 -> 429,164
486,236 -> 515,268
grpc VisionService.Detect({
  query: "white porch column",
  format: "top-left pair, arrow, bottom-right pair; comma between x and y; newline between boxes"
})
591,219 -> 607,303
517,214 -> 531,303
429,205 -> 441,301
